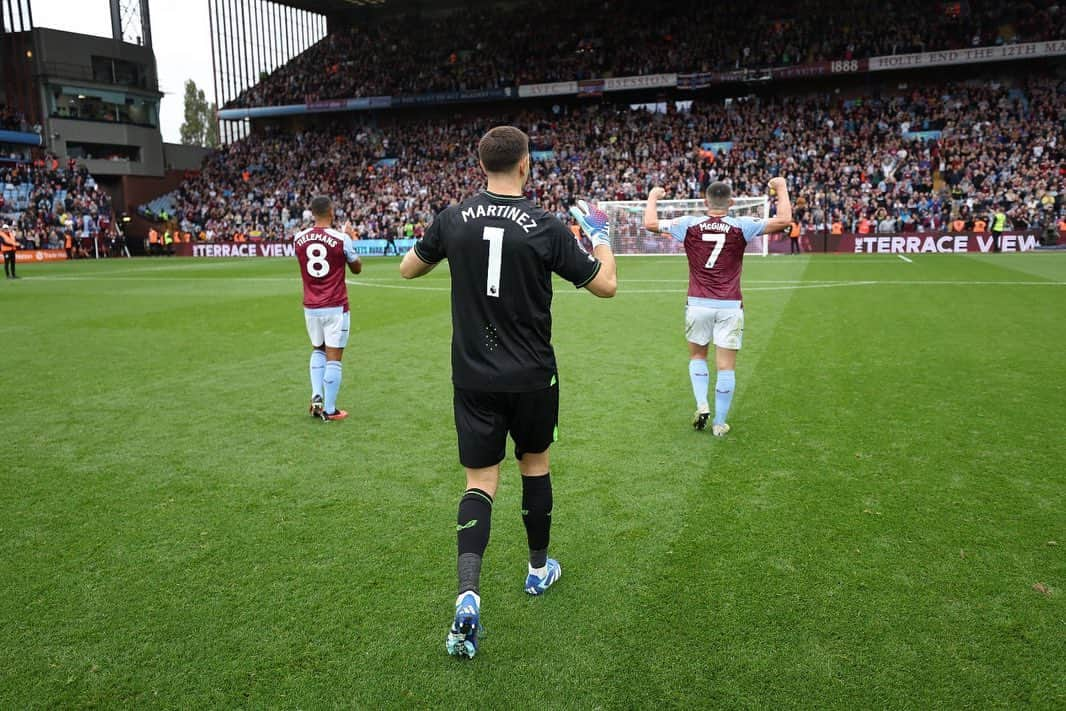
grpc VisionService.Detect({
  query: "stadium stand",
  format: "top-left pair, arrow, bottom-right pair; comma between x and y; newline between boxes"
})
228,0 -> 1065,108
0,154 -> 115,249
161,76 -> 1065,242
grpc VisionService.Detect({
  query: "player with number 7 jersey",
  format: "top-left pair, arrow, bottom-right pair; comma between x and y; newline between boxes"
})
644,179 -> 793,436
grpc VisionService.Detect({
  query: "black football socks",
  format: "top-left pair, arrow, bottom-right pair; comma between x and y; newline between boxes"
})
456,488 -> 493,595
521,474 -> 552,569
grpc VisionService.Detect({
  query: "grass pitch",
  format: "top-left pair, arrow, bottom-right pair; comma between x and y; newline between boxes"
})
2,253 -> 1064,708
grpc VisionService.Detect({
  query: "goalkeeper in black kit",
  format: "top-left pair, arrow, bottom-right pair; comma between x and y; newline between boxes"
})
399,125 -> 617,659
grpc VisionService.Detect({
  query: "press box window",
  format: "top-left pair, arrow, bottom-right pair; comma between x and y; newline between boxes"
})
66,142 -> 141,162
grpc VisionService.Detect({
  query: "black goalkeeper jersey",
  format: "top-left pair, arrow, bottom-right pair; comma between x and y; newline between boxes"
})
414,190 -> 601,392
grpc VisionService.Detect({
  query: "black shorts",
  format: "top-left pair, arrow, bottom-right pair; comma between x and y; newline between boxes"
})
453,379 -> 559,469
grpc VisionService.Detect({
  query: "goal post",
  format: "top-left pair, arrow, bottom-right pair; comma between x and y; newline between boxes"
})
599,197 -> 770,256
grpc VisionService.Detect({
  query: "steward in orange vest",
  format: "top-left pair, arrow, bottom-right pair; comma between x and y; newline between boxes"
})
1,227 -> 19,279
789,222 -> 801,254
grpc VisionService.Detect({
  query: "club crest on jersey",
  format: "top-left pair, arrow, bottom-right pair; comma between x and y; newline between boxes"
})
461,204 -> 537,233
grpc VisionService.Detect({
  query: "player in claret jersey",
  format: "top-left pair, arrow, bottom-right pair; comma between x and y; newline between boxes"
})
644,178 -> 792,436
399,125 -> 617,659
295,195 -> 362,422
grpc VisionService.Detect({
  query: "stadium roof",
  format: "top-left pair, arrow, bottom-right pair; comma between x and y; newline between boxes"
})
273,0 -> 387,11
273,0 -> 492,14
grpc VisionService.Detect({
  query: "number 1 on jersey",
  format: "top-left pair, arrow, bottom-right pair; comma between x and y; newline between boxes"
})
702,233 -> 725,269
483,226 -> 504,297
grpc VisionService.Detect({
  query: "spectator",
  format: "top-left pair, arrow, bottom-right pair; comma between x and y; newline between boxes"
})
227,0 -> 1065,109
160,77 -> 1064,242
0,152 -> 115,252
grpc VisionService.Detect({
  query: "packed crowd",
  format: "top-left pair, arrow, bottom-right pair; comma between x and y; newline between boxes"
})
167,76 -> 1066,242
229,0 -> 1065,107
0,154 -> 116,250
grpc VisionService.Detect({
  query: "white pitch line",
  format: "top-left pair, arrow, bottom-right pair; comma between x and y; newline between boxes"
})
868,280 -> 1066,286
39,261 -> 264,278
753,258 -> 916,263
615,279 -> 850,284
24,275 -> 297,284
21,276 -> 1066,292
348,279 -> 878,293
746,281 -> 879,292
348,280 -> 448,292
353,279 -> 1063,294
898,255 -> 914,263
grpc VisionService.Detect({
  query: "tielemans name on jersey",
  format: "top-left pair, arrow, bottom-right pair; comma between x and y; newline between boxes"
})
294,231 -> 341,248
461,204 -> 538,233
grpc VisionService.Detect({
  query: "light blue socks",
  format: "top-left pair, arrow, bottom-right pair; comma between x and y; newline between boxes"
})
324,361 -> 343,414
310,349 -> 326,399
689,359 -> 710,410
714,370 -> 736,426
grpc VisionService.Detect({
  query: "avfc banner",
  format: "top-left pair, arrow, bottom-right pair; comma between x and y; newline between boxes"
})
178,240 -> 418,258
518,81 -> 578,98
520,75 -> 676,97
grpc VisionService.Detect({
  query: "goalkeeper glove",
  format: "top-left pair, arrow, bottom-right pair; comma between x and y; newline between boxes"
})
569,200 -> 611,249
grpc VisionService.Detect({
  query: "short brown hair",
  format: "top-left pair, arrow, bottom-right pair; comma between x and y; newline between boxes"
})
310,195 -> 332,219
478,125 -> 529,174
705,181 -> 732,210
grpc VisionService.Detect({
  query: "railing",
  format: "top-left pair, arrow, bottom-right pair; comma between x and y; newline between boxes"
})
49,112 -> 158,130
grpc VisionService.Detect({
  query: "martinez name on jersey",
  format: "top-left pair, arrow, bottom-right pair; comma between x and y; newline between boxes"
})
460,203 -> 538,233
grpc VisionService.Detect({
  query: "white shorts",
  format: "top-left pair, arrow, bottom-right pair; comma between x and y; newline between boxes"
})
305,308 -> 350,348
685,305 -> 744,350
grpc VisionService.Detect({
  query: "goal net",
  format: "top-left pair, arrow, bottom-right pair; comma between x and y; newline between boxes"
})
599,197 -> 770,256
